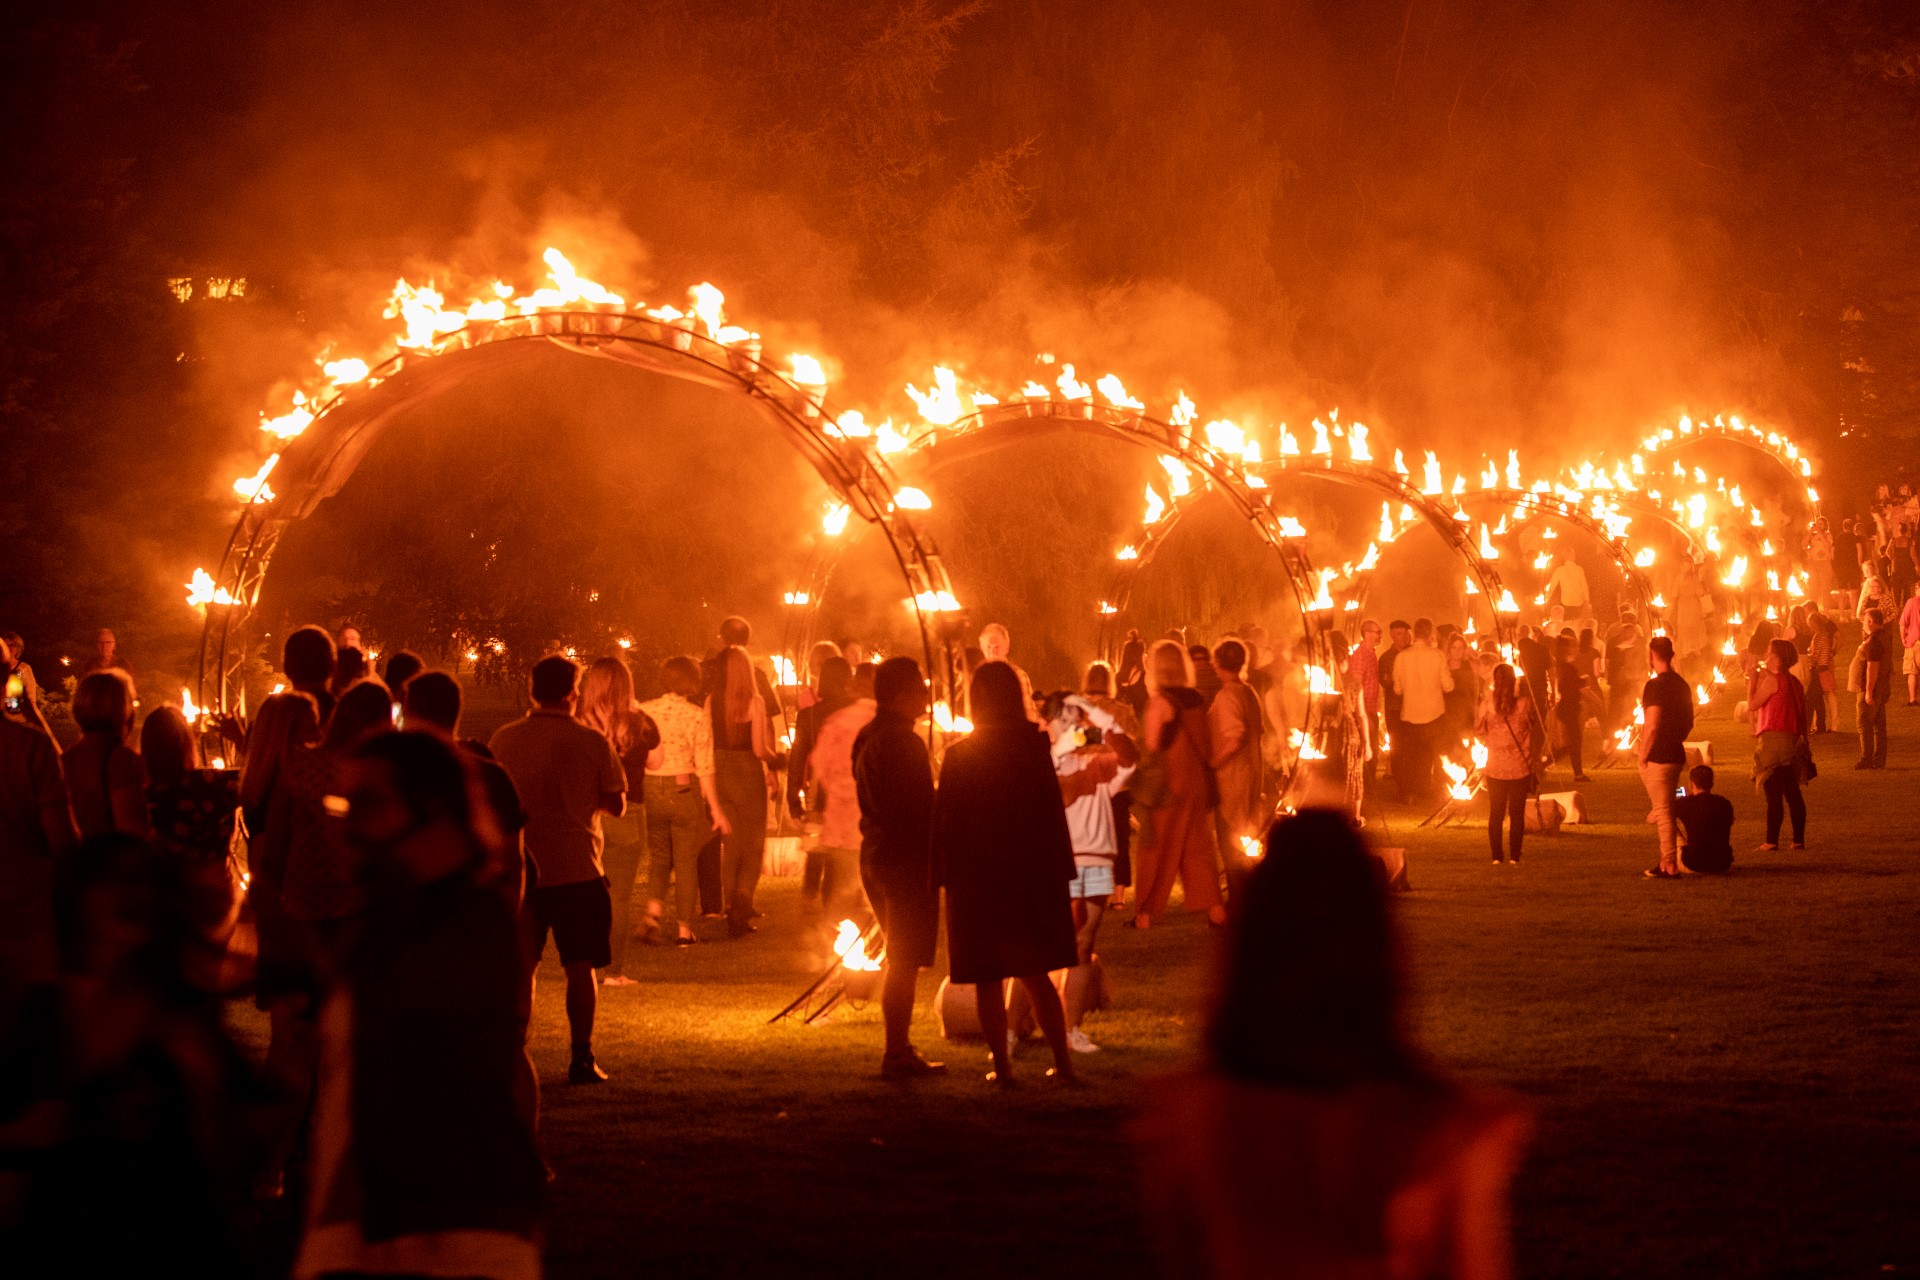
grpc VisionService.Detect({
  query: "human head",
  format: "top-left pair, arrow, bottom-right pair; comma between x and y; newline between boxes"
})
1361,619 -> 1382,645
807,640 -> 842,687
1648,635 -> 1675,670
1188,644 -> 1214,670
1767,638 -> 1798,673
660,655 -> 704,699
1083,660 -> 1114,698
1555,634 -> 1574,659
576,656 -> 637,734
1491,662 -> 1518,712
1689,764 -> 1715,794
96,628 -> 116,658
719,616 -> 752,648
817,655 -> 855,705
2,630 -> 22,663
1867,607 -> 1886,631
381,649 -> 424,693
338,625 -> 363,650
1211,811 -> 1418,1088
327,679 -> 396,749
1214,639 -> 1248,676
334,646 -> 368,689
969,661 -> 1028,727
531,655 -> 580,707
852,662 -> 876,700
1619,604 -> 1637,624
1445,634 -> 1469,664
74,670 -> 135,739
1412,617 -> 1434,643
979,623 -> 1011,662
139,705 -> 200,787
1389,620 -> 1411,648
402,671 -> 462,736
283,625 -> 337,690
1147,639 -> 1193,692
343,731 -> 479,881
873,656 -> 927,718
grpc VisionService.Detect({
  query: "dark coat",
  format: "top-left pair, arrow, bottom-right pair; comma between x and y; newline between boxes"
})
931,721 -> 1077,984
853,709 -> 934,879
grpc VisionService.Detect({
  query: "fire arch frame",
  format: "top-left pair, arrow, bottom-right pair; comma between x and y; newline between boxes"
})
194,309 -> 963,720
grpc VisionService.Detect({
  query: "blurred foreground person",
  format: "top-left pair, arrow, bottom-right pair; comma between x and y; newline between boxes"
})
852,657 -> 944,1078
1135,811 -> 1529,1280
64,670 -> 150,840
933,662 -> 1078,1086
1132,641 -> 1224,930
6,835 -> 263,1276
295,732 -> 543,1280
0,711 -> 76,1012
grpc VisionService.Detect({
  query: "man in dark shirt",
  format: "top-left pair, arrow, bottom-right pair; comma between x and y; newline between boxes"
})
1603,606 -> 1645,734
1672,765 -> 1734,874
1516,625 -> 1553,721
1378,620 -> 1413,800
851,657 -> 945,1079
1638,635 -> 1694,878
1851,607 -> 1895,769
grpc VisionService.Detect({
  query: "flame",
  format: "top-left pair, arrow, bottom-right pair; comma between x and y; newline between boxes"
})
1304,664 -> 1338,695
912,590 -> 961,612
1721,555 -> 1749,587
1238,836 -> 1263,860
1422,451 -> 1443,495
770,655 -> 799,685
1205,418 -> 1246,456
1470,740 -> 1488,769
790,354 -> 828,390
1057,364 -> 1093,400
906,367 -> 965,424
1169,391 -> 1197,426
783,591 -> 810,606
932,702 -> 973,734
1506,450 -> 1522,488
1695,683 -> 1711,706
1277,515 -> 1308,538
1096,372 -> 1143,409
1144,485 -> 1168,525
1116,545 -> 1139,560
387,279 -> 467,349
875,420 -> 911,454
1496,589 -> 1521,614
186,568 -> 235,608
822,503 -> 851,536
688,282 -> 726,337
1349,422 -> 1372,462
832,409 -> 872,439
1098,600 -> 1118,615
1378,503 -> 1395,542
1439,756 -> 1472,801
234,454 -> 279,503
1311,419 -> 1332,455
1288,728 -> 1327,761
833,919 -> 883,972
1478,524 -> 1500,559
1634,546 -> 1656,567
180,687 -> 202,725
894,487 -> 932,511
1279,423 -> 1300,456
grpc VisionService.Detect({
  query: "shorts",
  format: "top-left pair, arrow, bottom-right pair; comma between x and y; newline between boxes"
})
861,859 -> 938,971
522,877 -> 613,970
1069,862 -> 1116,900
1905,642 -> 1920,676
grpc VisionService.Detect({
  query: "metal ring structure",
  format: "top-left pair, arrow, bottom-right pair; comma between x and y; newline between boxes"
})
1637,420 -> 1817,503
791,398 -> 1329,785
195,308 -> 962,721
1455,489 -> 1670,630
1104,454 -> 1520,649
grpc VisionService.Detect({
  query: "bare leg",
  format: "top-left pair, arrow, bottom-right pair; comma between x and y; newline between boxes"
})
1020,973 -> 1074,1078
881,962 -> 917,1059
975,982 -> 1011,1080
1064,898 -> 1107,1028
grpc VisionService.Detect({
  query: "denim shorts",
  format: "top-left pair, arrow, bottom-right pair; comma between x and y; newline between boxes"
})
1069,862 -> 1116,900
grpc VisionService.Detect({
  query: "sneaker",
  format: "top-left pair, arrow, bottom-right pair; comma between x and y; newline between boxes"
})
599,973 -> 638,987
1067,1028 -> 1101,1054
1643,867 -> 1678,879
880,1048 -> 949,1079
568,1055 -> 609,1085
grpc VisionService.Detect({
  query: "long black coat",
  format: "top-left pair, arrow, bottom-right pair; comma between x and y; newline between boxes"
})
931,722 -> 1077,984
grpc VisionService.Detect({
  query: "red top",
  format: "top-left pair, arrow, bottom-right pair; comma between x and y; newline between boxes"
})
1750,672 -> 1805,736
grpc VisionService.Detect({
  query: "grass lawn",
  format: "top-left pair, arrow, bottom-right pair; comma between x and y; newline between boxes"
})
238,688 -> 1920,1279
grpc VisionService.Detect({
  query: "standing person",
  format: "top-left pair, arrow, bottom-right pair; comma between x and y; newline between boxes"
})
2,630 -> 43,724
785,640 -> 846,899
1115,630 -> 1149,720
295,732 -> 544,1280
1638,637 -> 1694,879
933,662 -> 1079,1086
489,656 -> 626,1085
1748,639 -> 1811,851
851,657 -> 945,1079
1132,641 -> 1225,931
639,657 -> 729,946
1209,640 -> 1265,867
64,670 -> 151,840
281,625 -> 339,727
1134,811 -> 1528,1280
141,705 -> 242,941
1046,692 -> 1137,1054
1348,620 -> 1383,800
0,710 -> 77,1009
1672,766 -> 1735,874
331,647 -> 368,699
1476,664 -> 1539,866
1376,621 -> 1413,800
807,660 -> 877,920
1441,633 -> 1481,759
279,681 -> 394,976
979,622 -> 1042,720
1082,660 -> 1140,907
1190,644 -> 1224,704
1545,552 -> 1593,626
80,627 -> 133,680
1551,634 -> 1591,782
1849,608 -> 1895,770
574,656 -> 659,985
1803,602 -> 1839,733
1807,517 -> 1836,609
1604,607 -> 1646,735
1516,625 -> 1552,723
1899,589 -> 1920,707
379,650 -> 424,698
1390,619 -> 1453,805
703,619 -> 775,938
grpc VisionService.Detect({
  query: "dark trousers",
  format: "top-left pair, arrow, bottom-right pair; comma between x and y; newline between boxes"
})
715,749 -> 769,927
1485,776 -> 1529,861
1810,673 -> 1831,733
1556,711 -> 1584,777
1111,793 -> 1133,888
1858,696 -> 1888,766
1763,769 -> 1807,844
696,834 -> 724,915
1384,710 -> 1407,797
1399,718 -> 1438,804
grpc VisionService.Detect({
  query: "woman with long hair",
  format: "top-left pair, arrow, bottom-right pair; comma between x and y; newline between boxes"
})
640,656 -> 729,944
575,656 -> 659,978
708,637 -> 774,938
1132,640 -> 1224,930
64,670 -> 151,840
142,704 -> 243,946
1134,811 -> 1528,1279
805,656 -> 873,919
1475,664 -> 1539,865
1441,634 -> 1481,759
1748,637 -> 1811,851
932,661 -> 1079,1085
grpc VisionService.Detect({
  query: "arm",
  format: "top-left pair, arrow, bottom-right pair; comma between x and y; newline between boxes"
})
1207,695 -> 1246,769
597,738 -> 626,817
1637,704 -> 1661,764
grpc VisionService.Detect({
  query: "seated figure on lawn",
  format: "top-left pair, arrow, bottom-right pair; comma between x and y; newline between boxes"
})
1672,765 -> 1735,875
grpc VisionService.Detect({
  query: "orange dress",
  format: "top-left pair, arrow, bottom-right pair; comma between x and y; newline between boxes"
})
1136,691 -> 1220,917
1135,1072 -> 1529,1280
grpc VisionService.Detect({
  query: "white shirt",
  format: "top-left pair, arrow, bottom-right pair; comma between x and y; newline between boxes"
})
1057,747 -> 1135,860
1391,642 -> 1454,726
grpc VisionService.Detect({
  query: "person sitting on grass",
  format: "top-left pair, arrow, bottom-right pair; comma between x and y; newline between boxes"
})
1671,765 -> 1735,875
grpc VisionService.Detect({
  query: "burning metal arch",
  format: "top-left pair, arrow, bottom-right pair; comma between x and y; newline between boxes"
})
1101,454 -> 1521,647
194,309 -> 961,717
1637,419 -> 1820,512
1455,490 -> 1671,631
